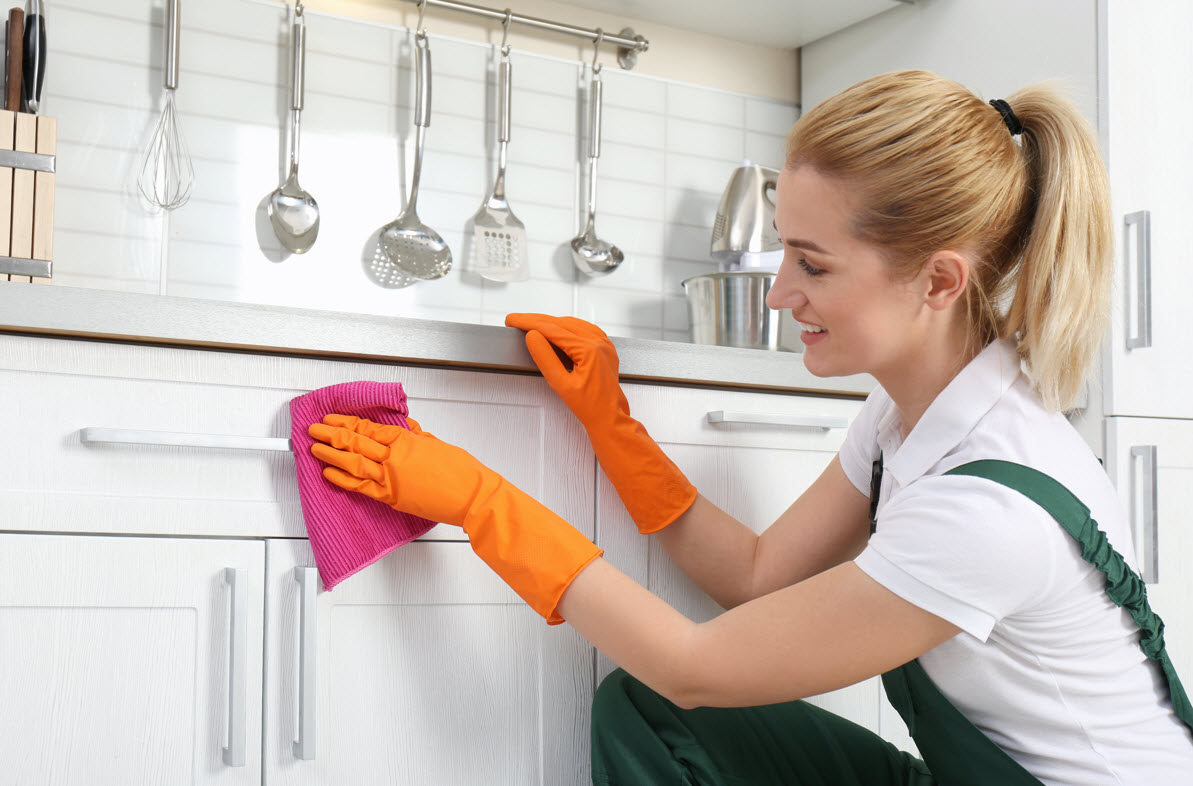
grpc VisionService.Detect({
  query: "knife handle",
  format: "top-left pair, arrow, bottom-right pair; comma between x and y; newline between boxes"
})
5,8 -> 24,113
22,11 -> 44,114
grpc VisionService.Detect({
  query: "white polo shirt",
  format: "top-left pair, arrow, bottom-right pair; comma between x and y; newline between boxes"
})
840,338 -> 1193,785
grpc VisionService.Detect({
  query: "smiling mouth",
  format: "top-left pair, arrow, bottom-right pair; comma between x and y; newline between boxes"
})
796,320 -> 826,334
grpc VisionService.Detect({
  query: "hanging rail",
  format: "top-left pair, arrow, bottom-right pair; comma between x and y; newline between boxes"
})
399,0 -> 649,69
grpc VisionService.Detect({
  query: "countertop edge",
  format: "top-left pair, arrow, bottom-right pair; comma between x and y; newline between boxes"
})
0,283 -> 876,397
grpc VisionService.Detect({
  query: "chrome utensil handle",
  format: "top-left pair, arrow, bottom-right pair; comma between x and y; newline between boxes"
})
415,35 -> 431,128
588,73 -> 602,160
706,411 -> 849,430
293,566 -> 317,760
223,567 -> 248,767
1124,210 -> 1152,350
80,427 -> 292,452
290,13 -> 306,112
165,0 -> 181,90
498,58 -> 511,144
1130,445 -> 1159,583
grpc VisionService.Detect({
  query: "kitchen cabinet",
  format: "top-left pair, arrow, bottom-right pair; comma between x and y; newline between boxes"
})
0,533 -> 265,785
592,382 -> 899,738
264,539 -> 593,785
1104,417 -> 1193,683
1101,0 -> 1193,419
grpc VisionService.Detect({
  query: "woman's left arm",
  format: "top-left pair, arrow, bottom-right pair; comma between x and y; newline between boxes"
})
558,557 -> 960,709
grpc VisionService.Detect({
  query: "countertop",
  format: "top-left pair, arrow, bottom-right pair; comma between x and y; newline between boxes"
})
0,283 -> 875,397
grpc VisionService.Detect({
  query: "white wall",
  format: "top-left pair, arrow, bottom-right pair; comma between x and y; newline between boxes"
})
43,0 -> 799,341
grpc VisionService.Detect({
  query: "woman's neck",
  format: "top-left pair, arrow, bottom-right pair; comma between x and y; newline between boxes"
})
877,329 -> 980,440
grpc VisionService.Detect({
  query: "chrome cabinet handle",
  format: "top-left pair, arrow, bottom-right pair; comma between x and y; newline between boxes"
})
707,411 -> 848,431
293,566 -> 318,761
80,427 -> 291,452
1124,210 -> 1152,350
1130,445 -> 1158,583
223,567 -> 248,767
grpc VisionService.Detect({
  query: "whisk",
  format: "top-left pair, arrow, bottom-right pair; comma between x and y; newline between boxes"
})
138,0 -> 193,211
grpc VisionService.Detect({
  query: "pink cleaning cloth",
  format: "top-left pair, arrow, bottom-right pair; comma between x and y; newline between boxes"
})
290,381 -> 438,590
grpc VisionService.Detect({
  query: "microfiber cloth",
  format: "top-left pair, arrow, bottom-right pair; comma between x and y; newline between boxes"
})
290,381 -> 438,590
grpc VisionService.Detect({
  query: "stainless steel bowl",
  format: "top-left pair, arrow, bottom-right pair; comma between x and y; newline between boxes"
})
681,271 -> 798,352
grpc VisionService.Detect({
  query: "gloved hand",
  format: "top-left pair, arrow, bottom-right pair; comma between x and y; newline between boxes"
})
309,414 -> 603,625
504,313 -> 697,534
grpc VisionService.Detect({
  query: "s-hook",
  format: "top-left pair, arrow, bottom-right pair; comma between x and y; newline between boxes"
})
500,8 -> 512,56
591,27 -> 604,74
416,0 -> 428,40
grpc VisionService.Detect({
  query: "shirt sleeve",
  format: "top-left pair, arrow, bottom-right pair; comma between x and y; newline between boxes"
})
838,386 -> 892,496
854,474 -> 1056,641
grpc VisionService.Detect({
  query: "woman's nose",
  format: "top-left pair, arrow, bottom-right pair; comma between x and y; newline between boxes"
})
766,262 -> 805,310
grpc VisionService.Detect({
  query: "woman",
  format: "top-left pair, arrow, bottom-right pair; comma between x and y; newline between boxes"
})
308,71 -> 1193,783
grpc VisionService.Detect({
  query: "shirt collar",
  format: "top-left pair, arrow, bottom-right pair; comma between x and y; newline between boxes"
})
880,338 -> 1023,486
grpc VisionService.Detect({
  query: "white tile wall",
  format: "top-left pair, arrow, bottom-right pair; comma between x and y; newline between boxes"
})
42,0 -> 798,341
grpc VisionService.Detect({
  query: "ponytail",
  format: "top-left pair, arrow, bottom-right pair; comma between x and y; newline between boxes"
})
786,72 -> 1112,411
1000,84 -> 1112,411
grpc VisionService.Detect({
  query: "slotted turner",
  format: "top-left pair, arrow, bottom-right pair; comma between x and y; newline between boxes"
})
472,45 -> 528,282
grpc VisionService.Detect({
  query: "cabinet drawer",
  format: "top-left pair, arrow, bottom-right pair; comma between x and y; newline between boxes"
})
0,334 -> 593,539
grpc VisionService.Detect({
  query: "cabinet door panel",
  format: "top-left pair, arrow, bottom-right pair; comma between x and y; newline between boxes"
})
265,539 -> 592,786
1104,0 -> 1193,417
595,384 -> 886,734
1105,416 -> 1193,682
0,533 -> 264,785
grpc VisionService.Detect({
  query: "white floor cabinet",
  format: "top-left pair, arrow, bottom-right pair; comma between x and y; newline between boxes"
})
0,333 -> 874,782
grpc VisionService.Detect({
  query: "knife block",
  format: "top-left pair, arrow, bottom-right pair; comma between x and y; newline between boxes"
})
0,109 -> 55,283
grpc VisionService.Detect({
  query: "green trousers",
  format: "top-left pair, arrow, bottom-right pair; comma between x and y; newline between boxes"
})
591,668 -> 935,785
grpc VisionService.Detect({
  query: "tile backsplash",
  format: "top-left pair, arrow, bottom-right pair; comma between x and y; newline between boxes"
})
46,0 -> 797,341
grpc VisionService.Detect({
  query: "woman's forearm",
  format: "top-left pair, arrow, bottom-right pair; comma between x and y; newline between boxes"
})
651,495 -> 762,610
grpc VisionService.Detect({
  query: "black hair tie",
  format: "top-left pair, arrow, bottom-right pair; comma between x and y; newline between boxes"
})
989,99 -> 1023,136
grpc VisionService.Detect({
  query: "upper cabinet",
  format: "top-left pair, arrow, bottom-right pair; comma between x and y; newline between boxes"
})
1101,0 -> 1193,419
559,0 -> 910,49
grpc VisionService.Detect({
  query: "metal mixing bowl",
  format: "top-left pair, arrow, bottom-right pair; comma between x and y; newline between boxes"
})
681,271 -> 799,352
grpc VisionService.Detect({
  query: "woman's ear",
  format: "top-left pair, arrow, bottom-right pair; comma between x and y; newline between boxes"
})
922,250 -> 970,311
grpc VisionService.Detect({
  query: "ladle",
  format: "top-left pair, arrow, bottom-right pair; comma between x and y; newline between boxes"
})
570,30 -> 622,276
268,2 -> 320,254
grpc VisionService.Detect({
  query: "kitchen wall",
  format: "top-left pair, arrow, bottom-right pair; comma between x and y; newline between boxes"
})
43,0 -> 799,342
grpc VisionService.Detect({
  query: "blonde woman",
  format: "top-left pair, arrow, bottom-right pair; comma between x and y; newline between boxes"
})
309,71 -> 1193,783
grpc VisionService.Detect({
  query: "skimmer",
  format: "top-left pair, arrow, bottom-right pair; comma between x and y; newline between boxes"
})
378,26 -> 452,281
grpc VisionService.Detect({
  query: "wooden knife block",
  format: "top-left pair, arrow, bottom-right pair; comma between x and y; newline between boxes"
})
0,109 -> 56,283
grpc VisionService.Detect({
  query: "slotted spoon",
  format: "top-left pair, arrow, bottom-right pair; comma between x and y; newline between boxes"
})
378,32 -> 451,280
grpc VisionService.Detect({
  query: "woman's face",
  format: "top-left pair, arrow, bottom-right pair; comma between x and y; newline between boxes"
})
766,165 -> 925,380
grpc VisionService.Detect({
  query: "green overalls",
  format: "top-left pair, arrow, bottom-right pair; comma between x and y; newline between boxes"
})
590,461 -> 1193,785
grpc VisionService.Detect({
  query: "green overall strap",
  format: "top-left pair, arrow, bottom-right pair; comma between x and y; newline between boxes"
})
944,460 -> 1193,731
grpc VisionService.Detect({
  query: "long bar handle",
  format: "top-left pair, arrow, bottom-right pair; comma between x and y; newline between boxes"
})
293,566 -> 318,761
223,567 -> 248,767
1130,445 -> 1159,583
290,12 -> 306,112
80,427 -> 291,452
414,35 -> 431,128
498,58 -> 511,143
1124,210 -> 1152,350
588,74 -> 602,160
706,411 -> 849,431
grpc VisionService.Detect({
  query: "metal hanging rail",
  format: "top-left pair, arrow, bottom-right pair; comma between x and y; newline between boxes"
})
400,0 -> 649,69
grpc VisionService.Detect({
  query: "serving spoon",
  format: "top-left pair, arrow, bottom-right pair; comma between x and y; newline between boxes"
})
268,3 -> 320,254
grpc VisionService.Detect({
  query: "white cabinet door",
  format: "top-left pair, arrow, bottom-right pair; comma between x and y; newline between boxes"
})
1105,416 -> 1193,683
1103,0 -> 1193,417
0,533 -> 264,785
264,539 -> 593,785
592,384 -> 894,736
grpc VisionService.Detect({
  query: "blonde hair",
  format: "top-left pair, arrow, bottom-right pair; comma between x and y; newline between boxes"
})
786,71 -> 1112,411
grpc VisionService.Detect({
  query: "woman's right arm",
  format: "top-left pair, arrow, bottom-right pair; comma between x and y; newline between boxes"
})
653,455 -> 872,610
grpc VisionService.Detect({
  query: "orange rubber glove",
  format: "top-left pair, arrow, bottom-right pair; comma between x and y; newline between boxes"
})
504,313 -> 697,534
309,414 -> 603,625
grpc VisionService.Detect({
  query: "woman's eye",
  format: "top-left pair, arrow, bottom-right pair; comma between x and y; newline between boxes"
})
798,258 -> 825,277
